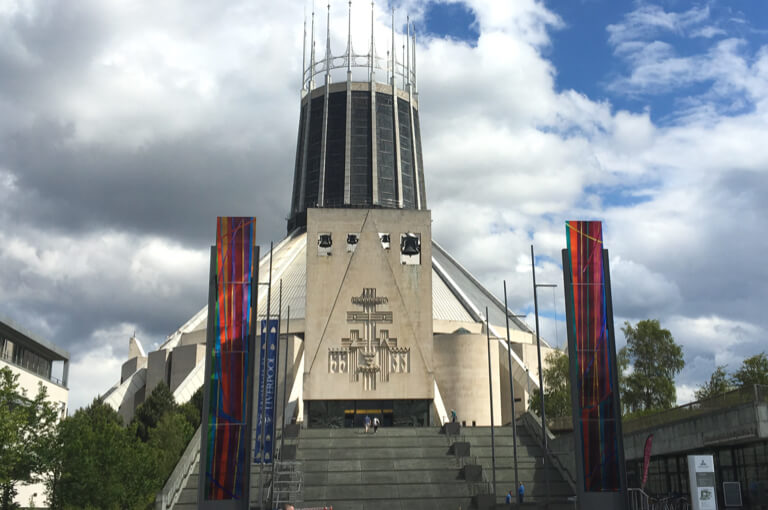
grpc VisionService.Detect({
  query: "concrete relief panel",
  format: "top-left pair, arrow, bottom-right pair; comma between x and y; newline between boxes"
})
327,288 -> 411,391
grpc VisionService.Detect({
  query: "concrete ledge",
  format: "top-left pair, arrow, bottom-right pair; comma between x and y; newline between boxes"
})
451,441 -> 471,457
443,422 -> 461,435
463,464 -> 483,482
473,493 -> 496,510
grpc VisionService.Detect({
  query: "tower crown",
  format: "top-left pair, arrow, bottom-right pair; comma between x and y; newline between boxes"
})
288,3 -> 426,232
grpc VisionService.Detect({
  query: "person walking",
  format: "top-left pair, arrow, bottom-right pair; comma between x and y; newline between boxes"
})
364,414 -> 371,434
505,490 -> 513,504
373,416 -> 380,433
518,482 -> 525,503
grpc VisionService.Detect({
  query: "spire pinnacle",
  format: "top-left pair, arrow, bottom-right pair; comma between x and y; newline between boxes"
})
391,7 -> 395,85
302,14 -> 307,91
369,1 -> 375,82
412,22 -> 417,94
310,9 -> 316,89
406,15 -> 411,89
326,3 -> 332,80
347,0 -> 352,74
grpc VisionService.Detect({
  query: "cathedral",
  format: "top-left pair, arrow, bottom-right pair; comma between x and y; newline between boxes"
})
105,2 -> 555,437
102,7 -> 558,507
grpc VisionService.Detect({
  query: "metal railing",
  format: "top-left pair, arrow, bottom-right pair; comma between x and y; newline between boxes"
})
624,384 -> 768,434
154,425 -> 201,510
271,459 -> 304,509
629,489 -> 690,510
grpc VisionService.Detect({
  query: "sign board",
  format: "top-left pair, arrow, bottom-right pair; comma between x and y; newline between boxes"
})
688,455 -> 718,510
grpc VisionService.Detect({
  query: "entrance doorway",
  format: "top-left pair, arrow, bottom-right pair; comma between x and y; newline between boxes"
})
306,399 -> 431,428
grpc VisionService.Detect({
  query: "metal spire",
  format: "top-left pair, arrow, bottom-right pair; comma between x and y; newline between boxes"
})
370,1 -> 375,82
347,0 -> 352,74
412,22 -> 417,94
406,15 -> 410,89
310,9 -> 316,89
391,7 -> 395,85
302,13 -> 307,91
402,42 -> 405,88
326,3 -> 331,82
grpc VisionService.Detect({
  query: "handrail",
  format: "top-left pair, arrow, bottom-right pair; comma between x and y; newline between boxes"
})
520,411 -> 577,492
155,425 -> 201,510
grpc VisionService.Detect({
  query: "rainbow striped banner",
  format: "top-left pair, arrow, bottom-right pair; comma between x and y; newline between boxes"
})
201,217 -> 256,505
564,220 -> 622,492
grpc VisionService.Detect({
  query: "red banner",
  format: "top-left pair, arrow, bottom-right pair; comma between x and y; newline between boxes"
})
641,433 -> 654,489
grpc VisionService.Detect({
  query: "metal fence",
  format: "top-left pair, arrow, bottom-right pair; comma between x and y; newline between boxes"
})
629,489 -> 691,510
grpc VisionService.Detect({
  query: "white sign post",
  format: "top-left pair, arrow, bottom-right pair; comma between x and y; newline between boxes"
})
688,455 -> 718,510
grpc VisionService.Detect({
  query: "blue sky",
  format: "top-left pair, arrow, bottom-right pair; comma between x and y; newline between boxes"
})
423,0 -> 768,123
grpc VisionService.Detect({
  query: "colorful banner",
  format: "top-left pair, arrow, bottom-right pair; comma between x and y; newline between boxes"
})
202,217 -> 256,503
254,319 -> 278,464
564,220 -> 622,492
642,434 -> 654,489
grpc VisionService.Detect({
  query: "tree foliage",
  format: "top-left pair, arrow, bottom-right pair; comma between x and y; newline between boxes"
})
529,349 -> 571,419
53,400 -> 158,510
694,365 -> 733,401
132,384 -> 176,442
51,382 -> 202,510
621,319 -> 685,413
0,367 -> 59,510
731,353 -> 768,388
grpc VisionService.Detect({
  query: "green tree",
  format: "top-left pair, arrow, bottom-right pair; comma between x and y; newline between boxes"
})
132,383 -> 176,442
731,353 -> 768,388
148,412 -> 194,484
621,319 -> 685,413
529,349 -> 571,420
694,365 -> 733,401
0,367 -> 59,510
55,400 -> 158,510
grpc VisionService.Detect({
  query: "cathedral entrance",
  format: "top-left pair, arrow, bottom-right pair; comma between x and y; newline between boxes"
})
306,399 -> 431,428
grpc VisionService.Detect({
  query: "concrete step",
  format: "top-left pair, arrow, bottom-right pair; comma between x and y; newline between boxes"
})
300,427 -> 445,439
304,482 -> 473,500
301,457 -> 459,472
299,497 -> 473,510
304,468 -> 462,485
299,435 -> 450,448
297,445 -> 452,460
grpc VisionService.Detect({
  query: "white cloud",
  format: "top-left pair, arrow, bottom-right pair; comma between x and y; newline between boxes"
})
66,322 -> 148,413
607,4 -> 711,46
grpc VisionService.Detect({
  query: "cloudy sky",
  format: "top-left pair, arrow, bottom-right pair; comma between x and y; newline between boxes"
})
1,0 -> 766,412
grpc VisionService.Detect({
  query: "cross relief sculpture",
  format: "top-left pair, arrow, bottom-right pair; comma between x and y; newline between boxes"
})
328,288 -> 411,390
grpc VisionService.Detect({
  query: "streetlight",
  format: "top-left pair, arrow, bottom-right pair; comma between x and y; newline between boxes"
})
531,244 -> 556,507
503,280 -> 524,494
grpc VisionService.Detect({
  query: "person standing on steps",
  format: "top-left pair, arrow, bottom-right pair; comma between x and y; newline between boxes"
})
518,482 -> 525,503
373,416 -> 380,433
450,408 -> 457,423
364,414 -> 371,434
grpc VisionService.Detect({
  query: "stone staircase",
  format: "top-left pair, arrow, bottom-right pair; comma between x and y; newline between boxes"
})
158,423 -> 576,510
458,423 -> 576,509
297,427 -> 473,510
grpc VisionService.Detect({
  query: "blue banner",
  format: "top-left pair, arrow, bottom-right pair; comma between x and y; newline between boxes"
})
254,319 -> 278,464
